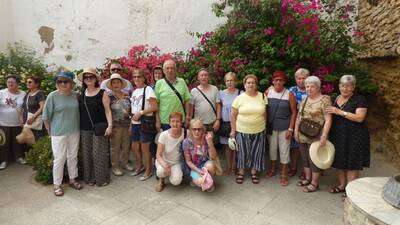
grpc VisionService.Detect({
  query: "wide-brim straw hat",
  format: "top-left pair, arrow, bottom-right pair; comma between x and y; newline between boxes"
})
77,67 -> 100,82
309,140 -> 335,170
0,128 -> 6,146
106,73 -> 128,90
16,126 -> 35,146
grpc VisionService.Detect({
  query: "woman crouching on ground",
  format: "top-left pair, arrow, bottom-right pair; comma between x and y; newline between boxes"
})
182,119 -> 217,192
155,112 -> 185,192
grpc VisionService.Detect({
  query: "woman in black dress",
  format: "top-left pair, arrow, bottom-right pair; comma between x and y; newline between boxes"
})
325,75 -> 370,194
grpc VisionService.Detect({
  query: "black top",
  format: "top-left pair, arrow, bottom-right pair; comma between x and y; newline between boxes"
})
22,90 -> 46,122
79,89 -> 107,131
330,94 -> 370,170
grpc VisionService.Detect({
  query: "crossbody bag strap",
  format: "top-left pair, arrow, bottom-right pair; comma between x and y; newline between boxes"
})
195,87 -> 216,116
83,91 -> 95,129
300,96 -> 309,118
141,86 -> 147,111
164,78 -> 186,115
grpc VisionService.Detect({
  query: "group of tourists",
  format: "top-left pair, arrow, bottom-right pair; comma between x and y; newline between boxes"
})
0,59 -> 370,197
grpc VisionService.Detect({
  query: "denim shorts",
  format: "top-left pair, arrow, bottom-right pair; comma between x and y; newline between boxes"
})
131,124 -> 155,143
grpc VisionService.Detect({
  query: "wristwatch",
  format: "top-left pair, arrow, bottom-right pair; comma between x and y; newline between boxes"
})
342,111 -> 348,117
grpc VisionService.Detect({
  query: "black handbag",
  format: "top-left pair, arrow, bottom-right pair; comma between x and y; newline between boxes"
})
266,90 -> 286,135
299,97 -> 323,139
83,92 -> 108,136
139,86 -> 157,134
218,122 -> 231,137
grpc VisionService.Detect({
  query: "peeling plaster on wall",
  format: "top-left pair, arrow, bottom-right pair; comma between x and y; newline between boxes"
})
5,0 -> 224,68
38,26 -> 55,54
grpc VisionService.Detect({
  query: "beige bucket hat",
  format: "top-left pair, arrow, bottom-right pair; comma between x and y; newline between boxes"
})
106,73 -> 128,90
309,140 -> 335,170
77,67 -> 100,82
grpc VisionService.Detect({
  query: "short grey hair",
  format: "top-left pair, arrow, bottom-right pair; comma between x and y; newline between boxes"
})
295,68 -> 310,77
339,75 -> 356,86
305,76 -> 321,89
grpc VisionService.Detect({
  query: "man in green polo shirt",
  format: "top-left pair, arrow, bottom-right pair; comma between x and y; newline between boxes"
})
155,59 -> 190,130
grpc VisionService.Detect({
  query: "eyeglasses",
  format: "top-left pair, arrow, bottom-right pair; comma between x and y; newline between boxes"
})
111,68 -> 122,72
132,76 -> 142,79
56,80 -> 70,84
83,76 -> 96,80
192,128 -> 203,132
26,81 -> 34,84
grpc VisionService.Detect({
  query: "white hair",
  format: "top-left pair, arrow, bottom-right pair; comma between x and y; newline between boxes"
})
305,76 -> 321,89
295,68 -> 310,77
339,75 -> 356,86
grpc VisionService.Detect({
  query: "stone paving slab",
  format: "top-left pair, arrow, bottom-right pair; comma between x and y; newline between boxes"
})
0,152 -> 398,225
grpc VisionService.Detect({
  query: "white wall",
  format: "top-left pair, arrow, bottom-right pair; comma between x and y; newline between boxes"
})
2,0 -> 224,69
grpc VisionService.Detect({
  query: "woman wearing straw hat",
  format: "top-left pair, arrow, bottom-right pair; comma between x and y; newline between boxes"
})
325,75 -> 370,196
78,67 -> 113,186
0,74 -> 26,170
42,69 -> 83,196
294,76 -> 332,193
106,73 -> 133,176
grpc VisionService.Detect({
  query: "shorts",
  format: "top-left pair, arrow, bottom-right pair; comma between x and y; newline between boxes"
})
131,124 -> 155,143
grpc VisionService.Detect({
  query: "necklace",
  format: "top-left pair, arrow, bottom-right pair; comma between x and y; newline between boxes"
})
337,95 -> 351,110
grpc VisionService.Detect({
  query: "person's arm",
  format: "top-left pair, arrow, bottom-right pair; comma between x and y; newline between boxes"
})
42,94 -> 53,136
230,107 -> 238,138
102,92 -> 113,136
206,132 -> 218,160
320,96 -> 332,146
213,102 -> 222,132
286,92 -> 297,140
325,106 -> 367,123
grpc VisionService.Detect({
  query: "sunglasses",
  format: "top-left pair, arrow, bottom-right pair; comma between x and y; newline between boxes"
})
83,76 -> 96,80
192,128 -> 203,132
111,68 -> 122,72
56,80 -> 70,84
26,81 -> 34,84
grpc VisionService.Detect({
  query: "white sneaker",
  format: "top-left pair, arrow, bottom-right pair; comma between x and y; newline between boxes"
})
16,157 -> 27,165
0,162 -> 7,170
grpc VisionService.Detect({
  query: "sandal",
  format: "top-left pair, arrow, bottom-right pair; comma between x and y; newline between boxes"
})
69,181 -> 83,190
251,173 -> 260,184
88,181 -> 95,186
280,177 -> 289,186
236,173 -> 244,184
288,169 -> 297,177
130,167 -> 145,176
303,183 -> 319,193
329,186 -> 345,194
140,173 -> 153,181
297,179 -> 311,187
54,187 -> 64,196
265,170 -> 276,178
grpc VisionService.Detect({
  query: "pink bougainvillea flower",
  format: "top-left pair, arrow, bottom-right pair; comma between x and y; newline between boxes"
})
264,27 -> 275,36
287,36 -> 293,47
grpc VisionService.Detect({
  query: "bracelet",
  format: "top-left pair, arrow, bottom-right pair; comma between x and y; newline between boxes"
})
288,128 -> 294,132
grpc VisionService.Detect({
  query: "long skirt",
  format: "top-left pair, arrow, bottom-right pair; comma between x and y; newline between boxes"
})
236,130 -> 266,171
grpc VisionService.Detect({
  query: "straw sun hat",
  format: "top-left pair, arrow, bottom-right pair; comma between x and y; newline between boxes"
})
309,140 -> 335,170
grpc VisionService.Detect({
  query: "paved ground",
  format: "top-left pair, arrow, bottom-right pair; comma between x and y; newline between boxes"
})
0,151 -> 398,225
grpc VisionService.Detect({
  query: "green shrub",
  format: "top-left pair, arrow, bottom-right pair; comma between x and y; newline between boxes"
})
0,42 -> 54,95
26,136 -> 53,184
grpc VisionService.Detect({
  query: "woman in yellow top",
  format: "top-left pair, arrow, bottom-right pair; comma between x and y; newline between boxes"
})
230,74 -> 268,184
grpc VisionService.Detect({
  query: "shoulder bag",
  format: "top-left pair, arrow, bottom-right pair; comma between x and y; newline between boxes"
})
24,92 -> 43,130
83,91 -> 108,136
266,90 -> 286,135
217,89 -> 240,137
298,97 -> 323,139
139,86 -> 157,134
